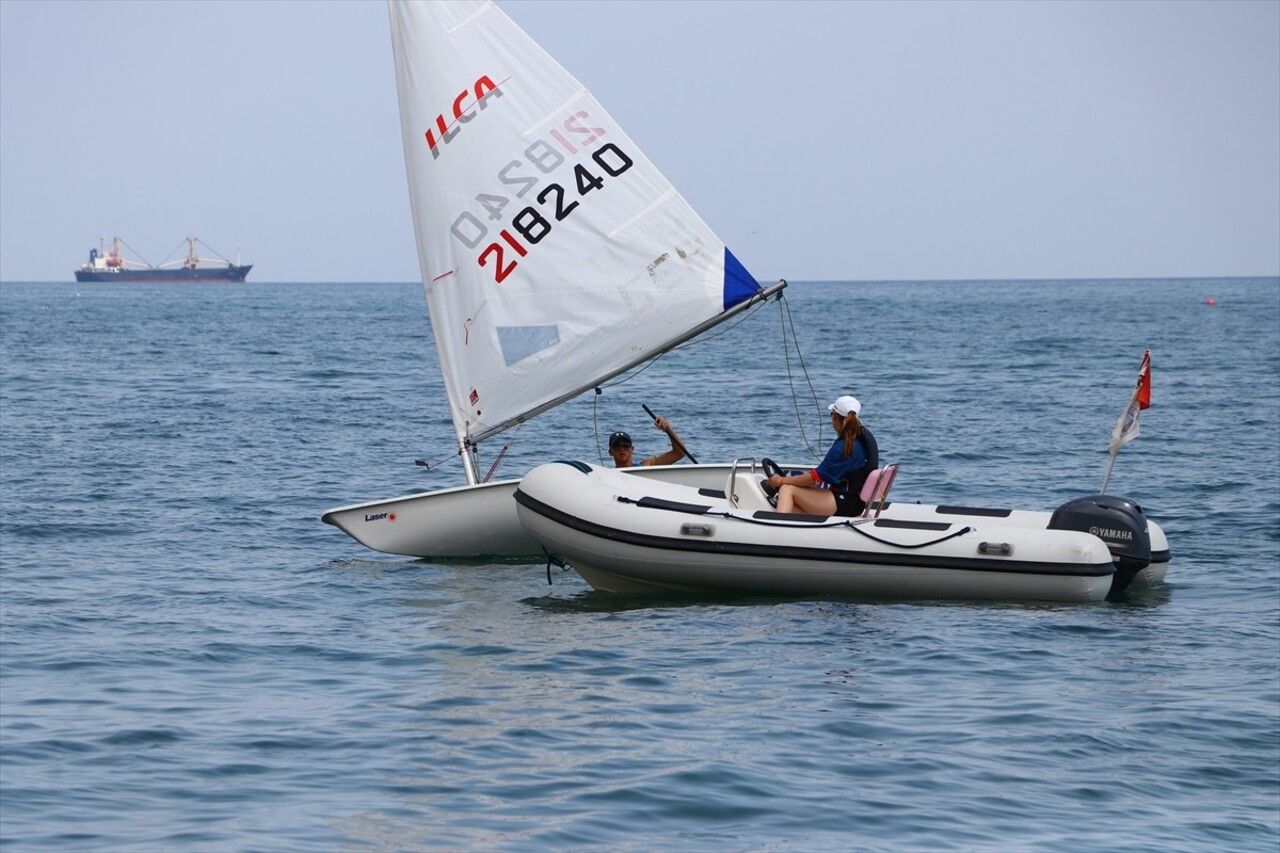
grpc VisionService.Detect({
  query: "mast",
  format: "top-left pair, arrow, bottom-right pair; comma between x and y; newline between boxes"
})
460,442 -> 481,485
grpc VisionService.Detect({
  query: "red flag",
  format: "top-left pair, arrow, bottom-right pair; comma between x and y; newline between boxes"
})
1135,349 -> 1151,411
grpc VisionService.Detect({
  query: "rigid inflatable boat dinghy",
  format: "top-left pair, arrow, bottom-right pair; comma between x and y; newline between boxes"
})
514,460 -> 1170,602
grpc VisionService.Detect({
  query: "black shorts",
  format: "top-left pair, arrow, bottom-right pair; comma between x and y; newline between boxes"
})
832,489 -> 865,518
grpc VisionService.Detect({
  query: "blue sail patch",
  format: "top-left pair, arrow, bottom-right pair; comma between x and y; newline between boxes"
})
722,247 -> 760,311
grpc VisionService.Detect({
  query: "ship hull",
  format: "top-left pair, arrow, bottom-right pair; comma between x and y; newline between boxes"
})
74,264 -> 252,283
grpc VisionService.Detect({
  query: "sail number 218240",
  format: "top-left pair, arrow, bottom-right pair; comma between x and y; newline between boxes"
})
449,115 -> 633,285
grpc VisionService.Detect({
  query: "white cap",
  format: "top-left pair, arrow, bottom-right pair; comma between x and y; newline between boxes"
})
828,395 -> 861,417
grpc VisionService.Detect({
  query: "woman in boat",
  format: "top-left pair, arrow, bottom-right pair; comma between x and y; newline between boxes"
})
766,395 -> 878,516
607,417 -> 687,468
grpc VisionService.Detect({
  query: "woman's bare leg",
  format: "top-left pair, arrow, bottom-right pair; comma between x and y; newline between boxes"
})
776,485 -> 837,515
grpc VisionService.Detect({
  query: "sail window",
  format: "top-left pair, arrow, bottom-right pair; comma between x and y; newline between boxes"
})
498,324 -> 560,366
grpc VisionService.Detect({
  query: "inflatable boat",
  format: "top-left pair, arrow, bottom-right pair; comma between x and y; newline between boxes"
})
513,460 -> 1170,602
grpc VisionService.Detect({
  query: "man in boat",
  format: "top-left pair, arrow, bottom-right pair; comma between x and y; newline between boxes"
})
765,395 -> 879,516
607,417 -> 687,468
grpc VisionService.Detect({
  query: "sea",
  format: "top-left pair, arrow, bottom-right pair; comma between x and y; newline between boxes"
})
1,277 -> 1277,852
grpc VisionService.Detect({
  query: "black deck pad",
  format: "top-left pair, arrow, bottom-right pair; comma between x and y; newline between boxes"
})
635,496 -> 712,515
935,505 -> 1012,517
874,518 -> 953,531
752,510 -> 831,523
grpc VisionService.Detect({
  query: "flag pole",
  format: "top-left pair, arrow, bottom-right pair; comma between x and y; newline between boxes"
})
1100,382 -> 1138,493
1100,444 -> 1121,494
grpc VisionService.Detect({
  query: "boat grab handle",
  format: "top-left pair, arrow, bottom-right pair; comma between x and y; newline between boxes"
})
726,457 -> 756,508
978,541 -> 1014,556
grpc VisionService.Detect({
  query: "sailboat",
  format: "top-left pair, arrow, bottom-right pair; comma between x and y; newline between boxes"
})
325,1 -> 1171,600
322,0 -> 786,558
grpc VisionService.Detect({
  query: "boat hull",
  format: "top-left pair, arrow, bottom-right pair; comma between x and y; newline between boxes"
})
533,529 -> 1114,602
323,460 -> 1170,587
74,264 -> 252,283
321,462 -> 781,559
513,461 -> 1151,602
323,478 -> 527,558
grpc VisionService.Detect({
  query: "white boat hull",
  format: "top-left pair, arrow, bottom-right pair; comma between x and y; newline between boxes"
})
322,478 -> 527,559
323,461 -> 1171,585
857,500 -> 1170,588
514,461 -> 1168,602
321,462 -> 792,559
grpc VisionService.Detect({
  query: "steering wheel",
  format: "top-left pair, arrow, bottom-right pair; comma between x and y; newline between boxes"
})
761,457 -> 784,498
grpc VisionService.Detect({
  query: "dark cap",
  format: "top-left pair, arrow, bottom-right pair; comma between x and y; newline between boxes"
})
608,431 -> 632,449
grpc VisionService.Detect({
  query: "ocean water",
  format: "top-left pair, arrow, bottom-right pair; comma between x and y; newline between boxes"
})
1,277 -> 1277,851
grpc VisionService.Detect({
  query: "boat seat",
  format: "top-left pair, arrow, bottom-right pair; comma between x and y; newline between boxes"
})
860,463 -> 899,519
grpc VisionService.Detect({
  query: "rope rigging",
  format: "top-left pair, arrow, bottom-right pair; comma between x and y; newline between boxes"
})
589,292 -> 824,465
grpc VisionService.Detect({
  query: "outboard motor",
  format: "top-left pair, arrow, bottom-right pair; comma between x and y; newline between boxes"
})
1049,495 -> 1152,595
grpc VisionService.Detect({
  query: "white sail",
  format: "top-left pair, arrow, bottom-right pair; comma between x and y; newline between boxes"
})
389,0 -> 762,460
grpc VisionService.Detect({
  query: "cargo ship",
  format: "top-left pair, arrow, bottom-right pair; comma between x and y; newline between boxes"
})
75,235 -> 252,282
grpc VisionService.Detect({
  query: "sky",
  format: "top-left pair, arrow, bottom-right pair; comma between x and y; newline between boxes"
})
1,0 -> 1276,283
